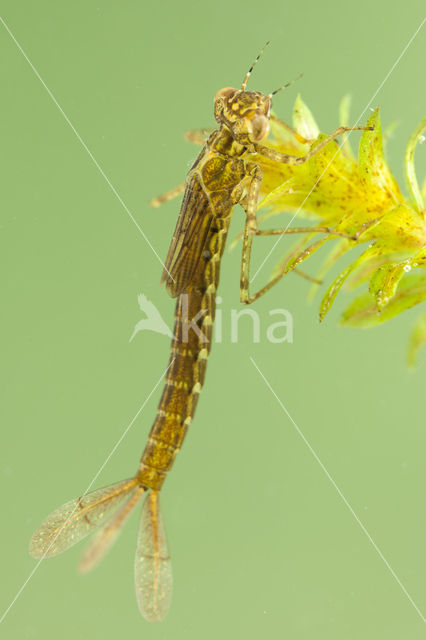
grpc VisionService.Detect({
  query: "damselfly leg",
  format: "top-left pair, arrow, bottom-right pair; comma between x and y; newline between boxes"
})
150,183 -> 186,208
269,114 -> 312,145
184,128 -> 214,145
239,125 -> 373,304
150,129 -> 213,207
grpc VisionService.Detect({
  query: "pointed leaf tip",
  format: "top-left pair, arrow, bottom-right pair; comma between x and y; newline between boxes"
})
358,109 -> 401,200
405,117 -> 426,214
293,95 -> 320,141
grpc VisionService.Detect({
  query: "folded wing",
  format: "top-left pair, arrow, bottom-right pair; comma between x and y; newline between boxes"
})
162,175 -> 214,297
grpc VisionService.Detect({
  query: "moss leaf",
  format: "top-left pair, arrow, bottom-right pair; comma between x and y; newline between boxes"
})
293,95 -> 320,141
358,109 -> 402,202
341,273 -> 426,328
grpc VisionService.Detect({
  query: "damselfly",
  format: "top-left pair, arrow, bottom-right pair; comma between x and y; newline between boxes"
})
30,44 -> 372,621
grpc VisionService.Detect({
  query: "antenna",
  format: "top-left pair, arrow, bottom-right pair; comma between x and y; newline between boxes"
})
268,73 -> 303,98
241,41 -> 271,91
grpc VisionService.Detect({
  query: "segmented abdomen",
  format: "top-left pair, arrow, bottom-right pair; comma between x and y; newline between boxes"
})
137,219 -> 229,490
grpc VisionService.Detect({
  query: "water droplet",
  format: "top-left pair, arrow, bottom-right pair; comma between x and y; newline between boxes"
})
419,135 -> 425,144
403,264 -> 411,273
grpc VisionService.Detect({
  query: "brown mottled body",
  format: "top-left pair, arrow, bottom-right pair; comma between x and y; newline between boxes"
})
137,128 -> 246,490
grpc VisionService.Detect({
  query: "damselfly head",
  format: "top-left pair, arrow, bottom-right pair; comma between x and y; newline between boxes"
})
214,87 -> 272,144
213,43 -> 302,145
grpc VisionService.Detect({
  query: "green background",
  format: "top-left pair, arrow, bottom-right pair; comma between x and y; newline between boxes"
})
1,1 -> 425,638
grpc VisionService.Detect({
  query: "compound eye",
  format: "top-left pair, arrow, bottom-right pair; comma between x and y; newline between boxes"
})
250,114 -> 270,141
214,87 -> 236,102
